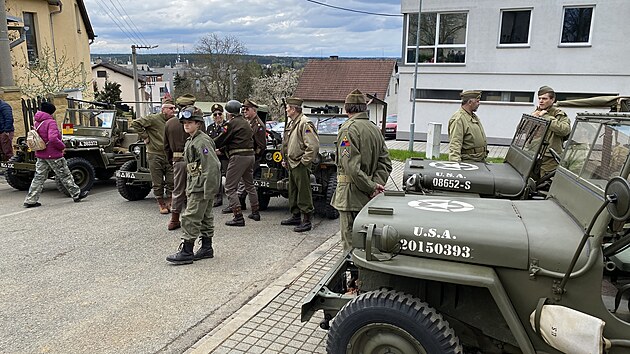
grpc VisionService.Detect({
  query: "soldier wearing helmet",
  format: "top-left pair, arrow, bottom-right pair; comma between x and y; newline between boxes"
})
213,100 -> 261,226
166,106 -> 221,265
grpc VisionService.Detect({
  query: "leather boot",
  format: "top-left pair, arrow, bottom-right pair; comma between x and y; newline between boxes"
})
157,197 -> 169,214
166,241 -> 194,265
167,212 -> 181,230
213,196 -> 223,207
194,237 -> 214,260
165,197 -> 172,212
226,207 -> 245,227
294,212 -> 313,233
281,213 -> 301,226
239,194 -> 247,210
247,205 -> 261,221
221,205 -> 232,214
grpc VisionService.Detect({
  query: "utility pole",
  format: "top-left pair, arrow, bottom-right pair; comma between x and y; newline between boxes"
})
131,44 -> 157,117
0,0 -> 15,86
409,0 -> 423,151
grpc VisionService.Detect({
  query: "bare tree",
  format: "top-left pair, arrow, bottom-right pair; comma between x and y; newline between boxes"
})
193,33 -> 253,101
251,68 -> 300,121
15,46 -> 91,98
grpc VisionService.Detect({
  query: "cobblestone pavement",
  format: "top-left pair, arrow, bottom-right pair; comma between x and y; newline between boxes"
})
185,140 -> 510,354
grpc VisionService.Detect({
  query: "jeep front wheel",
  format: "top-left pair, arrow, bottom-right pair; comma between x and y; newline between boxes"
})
4,156 -> 34,191
116,160 -> 151,201
327,289 -> 463,354
257,191 -> 271,210
323,173 -> 339,219
56,157 -> 95,196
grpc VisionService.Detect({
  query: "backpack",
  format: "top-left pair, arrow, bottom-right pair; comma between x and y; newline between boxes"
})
26,122 -> 47,151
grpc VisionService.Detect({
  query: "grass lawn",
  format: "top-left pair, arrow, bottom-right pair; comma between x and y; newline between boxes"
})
389,149 -> 504,163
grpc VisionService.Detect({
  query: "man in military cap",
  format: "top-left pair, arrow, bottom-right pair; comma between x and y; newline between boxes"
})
448,90 -> 488,162
331,89 -> 392,251
166,106 -> 221,265
531,85 -> 571,179
131,98 -> 176,214
280,97 -> 320,232
237,99 -> 266,218
207,103 -> 228,207
175,93 -> 196,108
214,100 -> 260,226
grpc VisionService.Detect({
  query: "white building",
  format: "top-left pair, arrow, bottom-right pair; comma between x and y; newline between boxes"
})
398,0 -> 630,144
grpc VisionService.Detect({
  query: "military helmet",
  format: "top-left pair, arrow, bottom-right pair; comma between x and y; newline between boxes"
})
178,106 -> 204,123
225,100 -> 242,114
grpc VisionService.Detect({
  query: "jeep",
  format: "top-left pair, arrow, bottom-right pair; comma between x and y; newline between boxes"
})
254,113 -> 348,219
2,100 -> 137,195
302,111 -> 630,354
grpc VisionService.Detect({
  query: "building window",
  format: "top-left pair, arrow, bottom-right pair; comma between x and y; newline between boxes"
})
560,6 -> 594,45
23,12 -> 38,64
499,9 -> 531,46
75,4 -> 82,34
406,12 -> 467,64
412,89 -> 534,103
96,70 -> 107,78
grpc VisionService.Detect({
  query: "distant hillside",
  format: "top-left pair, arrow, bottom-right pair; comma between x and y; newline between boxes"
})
90,53 -> 399,69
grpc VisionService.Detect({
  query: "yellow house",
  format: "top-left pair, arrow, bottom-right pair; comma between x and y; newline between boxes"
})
6,0 -> 95,99
1,0 -> 95,139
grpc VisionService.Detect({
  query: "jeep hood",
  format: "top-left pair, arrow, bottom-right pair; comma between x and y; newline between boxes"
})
354,194 -> 586,271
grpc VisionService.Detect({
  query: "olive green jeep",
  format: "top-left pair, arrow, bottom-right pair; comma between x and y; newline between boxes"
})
302,111 -> 630,354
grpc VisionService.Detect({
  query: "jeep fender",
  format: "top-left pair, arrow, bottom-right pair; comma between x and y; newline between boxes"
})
352,249 -> 537,354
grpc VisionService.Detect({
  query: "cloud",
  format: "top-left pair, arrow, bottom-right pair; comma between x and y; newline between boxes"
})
84,0 -> 403,57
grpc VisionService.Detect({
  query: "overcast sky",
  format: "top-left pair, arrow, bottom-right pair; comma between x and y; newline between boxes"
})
83,0 -> 404,58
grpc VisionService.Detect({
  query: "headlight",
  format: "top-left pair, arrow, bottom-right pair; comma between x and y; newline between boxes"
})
133,146 -> 142,155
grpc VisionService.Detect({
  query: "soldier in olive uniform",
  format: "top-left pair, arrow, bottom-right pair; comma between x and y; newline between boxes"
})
166,106 -> 221,265
164,95 -> 199,230
331,89 -> 392,251
280,97 -> 320,232
531,86 -> 571,179
448,90 -> 488,162
207,103 -> 228,207
214,100 -> 260,226
131,99 -> 176,214
237,99 -> 266,219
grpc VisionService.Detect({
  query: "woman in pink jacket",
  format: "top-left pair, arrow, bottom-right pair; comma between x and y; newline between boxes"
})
23,102 -> 88,208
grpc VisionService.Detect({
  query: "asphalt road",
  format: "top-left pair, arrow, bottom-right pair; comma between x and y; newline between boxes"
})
0,177 -> 339,354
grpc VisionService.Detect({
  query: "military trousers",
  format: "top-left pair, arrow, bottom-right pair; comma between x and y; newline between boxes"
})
288,163 -> 313,215
224,154 -> 258,209
339,210 -> 359,252
215,159 -> 228,203
147,153 -> 174,199
24,157 -> 80,204
181,191 -> 214,242
171,159 -> 187,213
539,156 -> 559,179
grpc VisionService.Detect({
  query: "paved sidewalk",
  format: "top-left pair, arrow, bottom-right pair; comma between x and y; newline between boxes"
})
186,140 -> 509,354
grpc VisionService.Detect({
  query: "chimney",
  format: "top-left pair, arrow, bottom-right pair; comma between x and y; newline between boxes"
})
330,55 -> 339,60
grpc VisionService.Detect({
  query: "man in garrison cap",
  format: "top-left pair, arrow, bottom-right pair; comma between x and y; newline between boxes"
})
175,94 -> 196,108
279,97 -> 320,232
531,85 -> 571,180
206,103 -> 228,207
448,90 -> 488,162
330,89 -> 392,251
131,98 -> 176,214
236,99 -> 266,216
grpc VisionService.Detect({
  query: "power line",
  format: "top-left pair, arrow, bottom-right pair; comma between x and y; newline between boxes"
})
105,0 -> 148,46
305,0 -> 402,17
111,0 -> 150,47
96,1 -> 140,45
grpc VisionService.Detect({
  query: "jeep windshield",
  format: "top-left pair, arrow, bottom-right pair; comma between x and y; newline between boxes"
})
64,109 -> 116,129
307,115 -> 347,135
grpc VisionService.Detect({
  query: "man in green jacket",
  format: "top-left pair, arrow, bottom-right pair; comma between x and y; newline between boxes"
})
448,90 -> 488,162
531,85 -> 571,179
131,100 -> 176,214
280,97 -> 320,232
166,106 -> 221,265
331,89 -> 392,251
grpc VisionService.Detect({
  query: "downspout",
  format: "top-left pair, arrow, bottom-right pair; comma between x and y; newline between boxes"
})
48,0 -> 63,88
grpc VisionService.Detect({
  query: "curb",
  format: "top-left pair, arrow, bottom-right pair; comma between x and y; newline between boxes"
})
186,232 -> 340,354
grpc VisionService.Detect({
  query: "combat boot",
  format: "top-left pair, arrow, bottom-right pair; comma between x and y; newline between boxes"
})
157,197 -> 169,214
294,212 -> 313,233
247,205 -> 261,221
213,196 -> 223,207
281,213 -> 301,226
167,212 -> 181,230
165,196 -> 172,212
221,205 -> 232,214
226,207 -> 245,227
239,194 -> 247,210
194,237 -> 214,260
166,241 -> 194,265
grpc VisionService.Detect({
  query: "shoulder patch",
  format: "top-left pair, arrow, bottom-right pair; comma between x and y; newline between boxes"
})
340,136 -> 351,147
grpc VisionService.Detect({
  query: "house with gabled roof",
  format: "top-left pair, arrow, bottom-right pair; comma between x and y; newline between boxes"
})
293,56 -> 398,125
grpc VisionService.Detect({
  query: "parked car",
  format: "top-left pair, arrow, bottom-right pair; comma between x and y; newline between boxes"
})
271,121 -> 286,138
384,114 -> 397,138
